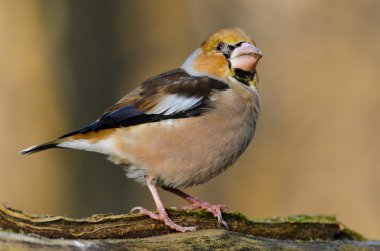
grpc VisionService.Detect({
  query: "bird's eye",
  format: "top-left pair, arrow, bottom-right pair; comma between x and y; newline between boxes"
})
215,42 -> 224,52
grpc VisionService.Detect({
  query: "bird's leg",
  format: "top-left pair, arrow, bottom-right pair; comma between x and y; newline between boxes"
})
131,176 -> 196,232
161,186 -> 228,228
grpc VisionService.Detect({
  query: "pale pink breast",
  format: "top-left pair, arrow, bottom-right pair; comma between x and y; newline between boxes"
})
110,86 -> 260,188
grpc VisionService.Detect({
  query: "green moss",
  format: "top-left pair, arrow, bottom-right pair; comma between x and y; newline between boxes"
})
341,227 -> 366,241
0,228 -> 15,233
250,214 -> 338,224
166,208 -> 216,219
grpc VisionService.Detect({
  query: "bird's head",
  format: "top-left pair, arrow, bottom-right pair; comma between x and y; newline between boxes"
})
181,28 -> 263,88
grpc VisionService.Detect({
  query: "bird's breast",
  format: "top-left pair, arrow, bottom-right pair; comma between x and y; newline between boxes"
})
111,87 -> 260,188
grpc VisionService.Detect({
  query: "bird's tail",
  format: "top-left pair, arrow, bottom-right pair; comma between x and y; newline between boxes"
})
20,140 -> 62,155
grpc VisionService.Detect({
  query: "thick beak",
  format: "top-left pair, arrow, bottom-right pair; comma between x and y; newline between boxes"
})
230,42 -> 263,73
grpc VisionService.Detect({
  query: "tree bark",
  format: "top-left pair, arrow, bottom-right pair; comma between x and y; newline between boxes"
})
0,204 -> 379,250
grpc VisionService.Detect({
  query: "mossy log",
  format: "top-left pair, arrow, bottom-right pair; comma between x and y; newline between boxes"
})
0,204 -> 379,250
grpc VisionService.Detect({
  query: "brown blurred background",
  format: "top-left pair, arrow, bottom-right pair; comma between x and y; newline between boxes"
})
0,0 -> 379,238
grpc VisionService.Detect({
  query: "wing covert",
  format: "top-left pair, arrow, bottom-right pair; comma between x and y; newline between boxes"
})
60,69 -> 228,138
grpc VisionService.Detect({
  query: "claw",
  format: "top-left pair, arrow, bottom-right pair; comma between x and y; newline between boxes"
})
182,199 -> 229,229
130,206 -> 161,220
130,206 -> 142,214
161,186 -> 229,229
220,218 -> 229,229
131,205 -> 196,232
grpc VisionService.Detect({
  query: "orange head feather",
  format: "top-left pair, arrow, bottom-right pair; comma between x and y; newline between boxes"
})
182,28 -> 262,86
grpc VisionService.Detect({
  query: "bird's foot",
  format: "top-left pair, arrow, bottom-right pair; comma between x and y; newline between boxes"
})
131,206 -> 197,232
181,198 -> 228,228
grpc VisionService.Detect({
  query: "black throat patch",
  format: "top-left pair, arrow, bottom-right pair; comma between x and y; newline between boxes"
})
232,69 -> 255,86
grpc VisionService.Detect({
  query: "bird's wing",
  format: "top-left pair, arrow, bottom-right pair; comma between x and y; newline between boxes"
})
60,69 -> 228,138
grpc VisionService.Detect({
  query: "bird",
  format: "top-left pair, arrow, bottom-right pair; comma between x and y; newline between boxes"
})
20,28 -> 263,232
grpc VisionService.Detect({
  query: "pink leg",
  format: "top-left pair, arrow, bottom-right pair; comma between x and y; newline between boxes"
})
162,186 -> 228,228
131,176 -> 196,232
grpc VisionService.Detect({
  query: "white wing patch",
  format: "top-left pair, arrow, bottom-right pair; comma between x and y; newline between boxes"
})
148,94 -> 202,115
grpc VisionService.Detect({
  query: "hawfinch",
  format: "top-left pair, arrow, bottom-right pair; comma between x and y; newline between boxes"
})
21,28 -> 263,232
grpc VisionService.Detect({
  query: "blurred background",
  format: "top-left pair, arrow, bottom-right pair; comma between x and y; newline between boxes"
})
0,0 -> 379,238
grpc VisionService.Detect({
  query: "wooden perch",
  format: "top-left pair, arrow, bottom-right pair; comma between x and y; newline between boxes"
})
0,204 -> 360,240
0,204 -> 379,250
